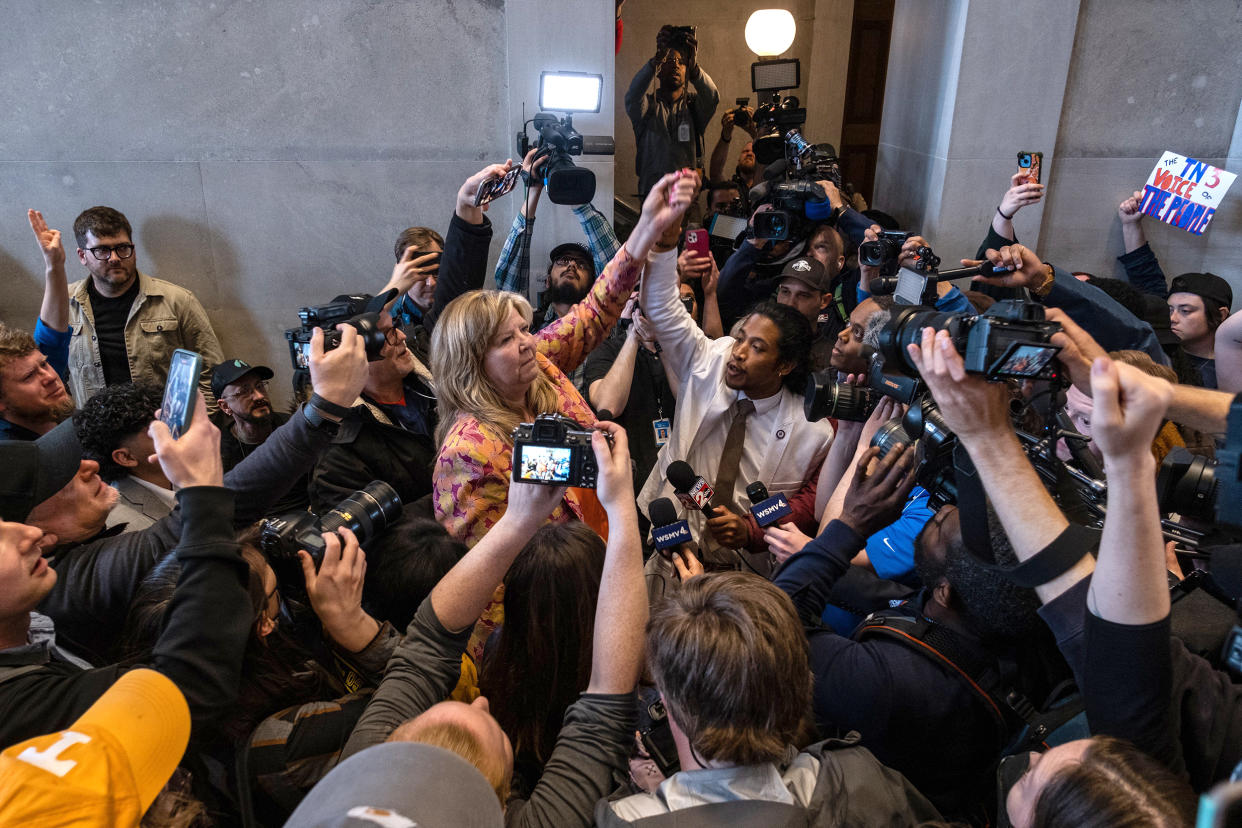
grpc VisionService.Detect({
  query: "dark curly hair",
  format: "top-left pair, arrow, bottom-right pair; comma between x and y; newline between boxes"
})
74,381 -> 164,482
745,300 -> 815,393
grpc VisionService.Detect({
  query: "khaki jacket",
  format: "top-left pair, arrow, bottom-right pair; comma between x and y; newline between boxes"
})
67,272 -> 223,406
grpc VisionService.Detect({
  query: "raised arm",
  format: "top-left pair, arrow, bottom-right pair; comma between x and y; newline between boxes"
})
586,422 -> 645,693
493,153 -> 541,296
145,393 -> 252,725
624,57 -> 657,132
1216,311 -> 1242,394
906,327 -> 1095,605
1116,190 -> 1169,300
422,164 -> 506,329
573,202 -> 621,274
29,210 -> 69,334
1085,358 -> 1171,624
538,171 -> 695,375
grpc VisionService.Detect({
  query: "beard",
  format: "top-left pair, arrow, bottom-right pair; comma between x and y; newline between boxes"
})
48,396 -> 75,424
545,279 -> 590,306
944,511 -> 1043,641
235,402 -> 273,427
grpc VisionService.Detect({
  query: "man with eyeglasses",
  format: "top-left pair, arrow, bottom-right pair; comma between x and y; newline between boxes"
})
65,206 -> 222,408
211,359 -> 313,515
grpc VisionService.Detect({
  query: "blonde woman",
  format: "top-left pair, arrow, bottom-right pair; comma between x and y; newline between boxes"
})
431,171 -> 695,654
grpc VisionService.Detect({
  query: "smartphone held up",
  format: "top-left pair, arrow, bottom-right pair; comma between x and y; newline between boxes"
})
160,349 -> 202,439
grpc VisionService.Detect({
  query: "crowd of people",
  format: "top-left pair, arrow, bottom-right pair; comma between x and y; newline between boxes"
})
2,22 -> 1242,828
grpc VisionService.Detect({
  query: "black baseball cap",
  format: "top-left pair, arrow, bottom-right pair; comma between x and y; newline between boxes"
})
1169,272 -> 1232,313
778,256 -> 830,293
211,359 -> 274,400
549,243 -> 595,274
0,419 -> 84,522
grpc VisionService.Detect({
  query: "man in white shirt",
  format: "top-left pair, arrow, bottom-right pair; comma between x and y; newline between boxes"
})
638,228 -> 834,570
72,382 -> 176,532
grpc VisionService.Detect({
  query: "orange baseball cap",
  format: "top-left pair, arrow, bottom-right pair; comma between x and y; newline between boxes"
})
0,668 -> 190,826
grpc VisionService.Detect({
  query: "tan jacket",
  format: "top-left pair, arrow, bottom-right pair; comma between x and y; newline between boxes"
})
67,272 -> 223,406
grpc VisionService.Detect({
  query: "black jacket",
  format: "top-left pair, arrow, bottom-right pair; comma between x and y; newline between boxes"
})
38,406 -> 337,664
0,486 -> 251,748
309,379 -> 437,515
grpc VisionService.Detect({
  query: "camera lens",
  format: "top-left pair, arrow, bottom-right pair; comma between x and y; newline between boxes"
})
317,481 -> 403,549
1019,153 -> 1031,167
804,375 -> 877,423
1157,448 -> 1217,520
872,418 -> 915,459
904,400 -> 953,453
877,307 -> 971,375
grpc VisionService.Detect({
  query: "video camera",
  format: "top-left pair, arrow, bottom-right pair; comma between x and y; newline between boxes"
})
284,290 -> 396,370
749,128 -> 843,243
878,299 -> 1063,383
511,414 -> 599,488
261,481 -> 402,566
515,71 -> 614,205
1157,395 -> 1242,533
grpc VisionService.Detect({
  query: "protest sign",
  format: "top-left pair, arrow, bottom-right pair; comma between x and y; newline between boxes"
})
1138,151 -> 1236,235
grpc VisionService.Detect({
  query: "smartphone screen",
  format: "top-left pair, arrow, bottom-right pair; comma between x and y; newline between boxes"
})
684,228 -> 710,258
474,166 -> 523,207
160,349 -> 202,439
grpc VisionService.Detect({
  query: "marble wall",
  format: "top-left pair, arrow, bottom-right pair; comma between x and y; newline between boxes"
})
875,0 -> 1242,304
0,0 -> 614,408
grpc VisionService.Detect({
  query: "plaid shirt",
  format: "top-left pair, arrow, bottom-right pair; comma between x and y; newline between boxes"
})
493,203 -> 622,298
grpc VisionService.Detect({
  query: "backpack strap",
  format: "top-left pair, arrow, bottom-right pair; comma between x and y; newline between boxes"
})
854,610 -> 1017,746
0,663 -> 49,686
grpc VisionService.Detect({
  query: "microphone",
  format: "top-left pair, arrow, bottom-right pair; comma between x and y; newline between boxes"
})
935,260 -> 1015,281
745,481 -> 793,528
667,460 -> 720,517
648,497 -> 694,552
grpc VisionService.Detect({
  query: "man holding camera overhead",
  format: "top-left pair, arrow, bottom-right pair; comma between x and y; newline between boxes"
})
625,24 -> 719,196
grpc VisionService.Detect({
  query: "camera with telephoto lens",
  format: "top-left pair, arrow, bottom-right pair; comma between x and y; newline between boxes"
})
870,397 -> 960,510
878,299 -> 1063,382
1156,395 -> 1242,533
512,414 -> 599,488
284,291 -> 396,370
804,348 -> 922,423
261,481 -> 402,566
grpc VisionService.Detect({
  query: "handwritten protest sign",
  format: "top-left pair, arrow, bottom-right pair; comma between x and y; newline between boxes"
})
1139,151 -> 1236,236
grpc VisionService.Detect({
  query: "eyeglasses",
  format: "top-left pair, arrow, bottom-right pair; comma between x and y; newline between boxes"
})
225,380 -> 269,400
85,244 -> 135,261
554,256 -> 589,270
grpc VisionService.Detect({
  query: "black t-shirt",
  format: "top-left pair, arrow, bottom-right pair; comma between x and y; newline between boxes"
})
86,278 -> 139,386
583,329 -> 675,493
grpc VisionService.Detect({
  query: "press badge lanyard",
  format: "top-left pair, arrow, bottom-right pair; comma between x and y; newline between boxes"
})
644,346 -> 671,448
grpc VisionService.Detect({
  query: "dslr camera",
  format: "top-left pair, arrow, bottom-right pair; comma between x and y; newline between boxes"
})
858,231 -> 913,278
869,397 -> 960,510
512,414 -> 599,488
879,299 -> 1063,382
261,480 -> 402,566
284,290 -> 396,370
804,347 -> 921,423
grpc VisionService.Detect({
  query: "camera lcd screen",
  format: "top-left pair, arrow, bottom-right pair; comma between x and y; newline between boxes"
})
989,342 -> 1060,378
708,212 -> 749,240
517,445 -> 573,483
894,267 -> 927,306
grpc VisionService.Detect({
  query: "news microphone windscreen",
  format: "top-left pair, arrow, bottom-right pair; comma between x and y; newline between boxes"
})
666,461 -> 697,491
745,481 -> 769,503
596,409 -> 615,422
649,497 -> 679,527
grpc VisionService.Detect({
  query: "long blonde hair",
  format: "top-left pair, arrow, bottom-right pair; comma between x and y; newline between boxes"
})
431,290 -> 561,446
